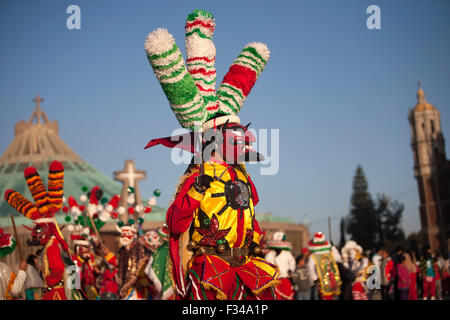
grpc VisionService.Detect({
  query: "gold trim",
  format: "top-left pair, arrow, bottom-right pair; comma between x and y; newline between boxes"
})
311,253 -> 342,297
42,236 -> 56,284
119,255 -> 149,298
253,279 -> 280,297
201,281 -> 227,300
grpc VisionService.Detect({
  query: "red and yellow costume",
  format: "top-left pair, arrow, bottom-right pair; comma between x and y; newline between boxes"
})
4,161 -> 81,300
167,162 -> 279,300
143,9 -> 277,300
95,245 -> 119,299
70,249 -> 98,299
41,236 -> 69,300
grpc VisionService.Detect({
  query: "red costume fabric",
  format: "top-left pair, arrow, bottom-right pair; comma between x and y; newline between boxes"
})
100,269 -> 119,297
352,282 -> 368,300
143,8 -> 276,301
384,259 -> 395,283
409,267 -> 418,300
274,278 -> 294,300
166,172 -> 200,296
42,237 -> 68,300
99,251 -> 119,298
4,161 -> 73,300
166,164 -> 278,300
423,277 -> 436,298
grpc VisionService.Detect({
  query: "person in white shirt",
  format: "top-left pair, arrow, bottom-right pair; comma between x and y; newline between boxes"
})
264,231 -> 296,300
341,240 -> 366,278
0,228 -> 27,300
24,253 -> 44,300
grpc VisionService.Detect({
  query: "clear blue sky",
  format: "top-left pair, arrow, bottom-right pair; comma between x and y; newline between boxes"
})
1,0 -> 449,240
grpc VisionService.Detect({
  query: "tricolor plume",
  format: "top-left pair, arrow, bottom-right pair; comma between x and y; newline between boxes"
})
217,42 -> 270,116
145,28 -> 206,130
4,161 -> 65,221
4,190 -> 40,220
47,161 -> 64,211
185,9 -> 218,118
144,9 -> 270,149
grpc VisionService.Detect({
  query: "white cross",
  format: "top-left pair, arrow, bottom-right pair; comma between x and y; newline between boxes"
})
115,160 -> 145,187
114,159 -> 146,208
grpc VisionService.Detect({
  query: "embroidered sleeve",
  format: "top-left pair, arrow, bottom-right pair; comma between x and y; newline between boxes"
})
167,174 -> 201,237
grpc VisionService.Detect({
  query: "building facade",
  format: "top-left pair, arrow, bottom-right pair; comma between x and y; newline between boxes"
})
408,84 -> 450,253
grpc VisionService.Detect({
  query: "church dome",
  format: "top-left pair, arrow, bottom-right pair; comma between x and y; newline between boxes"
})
0,96 -> 122,226
414,84 -> 435,111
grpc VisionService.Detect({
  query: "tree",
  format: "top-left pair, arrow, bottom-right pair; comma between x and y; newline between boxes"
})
374,194 -> 388,248
374,193 -> 406,252
339,217 -> 346,249
346,165 -> 377,250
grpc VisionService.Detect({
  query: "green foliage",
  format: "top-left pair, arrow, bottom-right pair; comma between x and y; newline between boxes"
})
346,165 -> 409,252
374,193 -> 406,251
346,165 -> 377,250
339,217 -> 346,250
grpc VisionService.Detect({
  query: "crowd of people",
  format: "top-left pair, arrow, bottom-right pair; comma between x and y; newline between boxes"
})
0,223 -> 173,300
287,236 -> 450,300
2,222 -> 450,301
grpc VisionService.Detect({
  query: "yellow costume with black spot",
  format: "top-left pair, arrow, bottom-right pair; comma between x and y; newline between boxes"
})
167,161 -> 279,300
188,162 -> 261,249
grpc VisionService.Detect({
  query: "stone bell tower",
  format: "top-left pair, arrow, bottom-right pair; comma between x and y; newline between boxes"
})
408,83 -> 450,253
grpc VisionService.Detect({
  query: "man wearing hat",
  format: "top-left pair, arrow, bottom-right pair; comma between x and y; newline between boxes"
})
70,233 -> 99,300
264,231 -> 296,300
4,161 -> 81,300
145,225 -> 174,300
307,232 -> 342,300
116,224 -> 149,299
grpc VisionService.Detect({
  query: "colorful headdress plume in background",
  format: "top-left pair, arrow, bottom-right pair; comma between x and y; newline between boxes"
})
4,161 -> 67,250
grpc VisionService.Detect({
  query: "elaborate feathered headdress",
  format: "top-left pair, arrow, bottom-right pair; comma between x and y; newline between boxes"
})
4,161 -> 64,222
144,9 -> 270,149
4,161 -> 68,250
